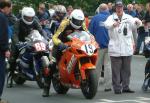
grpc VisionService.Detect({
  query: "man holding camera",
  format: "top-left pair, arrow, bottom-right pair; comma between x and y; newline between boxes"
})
104,0 -> 142,94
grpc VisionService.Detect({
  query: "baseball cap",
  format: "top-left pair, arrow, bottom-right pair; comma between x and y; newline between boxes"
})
115,0 -> 123,7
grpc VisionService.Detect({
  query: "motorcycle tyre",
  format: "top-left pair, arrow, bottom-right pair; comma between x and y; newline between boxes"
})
81,69 -> 98,99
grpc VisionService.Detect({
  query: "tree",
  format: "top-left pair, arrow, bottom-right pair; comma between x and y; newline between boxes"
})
11,0 -> 147,15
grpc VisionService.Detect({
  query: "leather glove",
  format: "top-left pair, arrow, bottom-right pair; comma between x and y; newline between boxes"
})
58,43 -> 68,51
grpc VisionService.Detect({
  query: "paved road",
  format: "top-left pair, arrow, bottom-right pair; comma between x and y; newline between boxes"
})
2,55 -> 150,103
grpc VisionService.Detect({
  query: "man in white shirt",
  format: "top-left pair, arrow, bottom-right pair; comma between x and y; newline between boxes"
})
104,0 -> 142,94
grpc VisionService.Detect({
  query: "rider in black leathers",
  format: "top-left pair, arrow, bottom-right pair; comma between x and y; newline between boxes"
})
8,7 -> 51,91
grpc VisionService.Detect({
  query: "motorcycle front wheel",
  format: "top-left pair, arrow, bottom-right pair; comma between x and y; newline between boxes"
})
13,73 -> 26,85
81,69 -> 98,99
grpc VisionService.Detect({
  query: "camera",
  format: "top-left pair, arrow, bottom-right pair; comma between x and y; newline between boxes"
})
114,18 -> 119,22
123,27 -> 127,36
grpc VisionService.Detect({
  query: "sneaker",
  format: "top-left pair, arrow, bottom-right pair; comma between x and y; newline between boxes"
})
104,88 -> 112,92
122,89 -> 135,93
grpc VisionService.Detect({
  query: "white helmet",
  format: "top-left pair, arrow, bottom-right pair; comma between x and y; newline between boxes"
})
22,7 -> 35,25
70,9 -> 85,29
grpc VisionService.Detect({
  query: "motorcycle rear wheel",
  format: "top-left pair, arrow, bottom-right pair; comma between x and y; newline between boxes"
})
81,69 -> 98,99
52,68 -> 69,94
52,78 -> 69,94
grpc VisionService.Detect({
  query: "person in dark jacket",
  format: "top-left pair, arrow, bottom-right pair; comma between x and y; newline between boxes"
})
0,0 -> 11,103
125,4 -> 137,17
88,3 -> 112,92
143,3 -> 150,34
134,4 -> 146,54
37,3 -> 50,28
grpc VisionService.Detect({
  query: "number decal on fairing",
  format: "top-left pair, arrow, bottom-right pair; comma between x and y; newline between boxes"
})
85,44 -> 94,54
34,42 -> 46,51
81,44 -> 96,56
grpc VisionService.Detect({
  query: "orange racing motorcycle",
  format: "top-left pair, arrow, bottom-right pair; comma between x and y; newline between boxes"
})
52,31 -> 99,99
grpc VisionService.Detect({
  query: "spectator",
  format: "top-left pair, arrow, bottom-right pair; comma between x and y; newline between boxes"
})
108,2 -> 113,14
48,3 -> 55,18
6,5 -> 17,41
37,3 -> 50,28
125,4 -> 137,17
95,6 -> 99,14
0,0 -> 11,103
84,11 -> 89,28
37,3 -> 51,38
126,4 -> 138,54
16,9 -> 22,19
132,1 -> 138,13
144,4 -> 150,32
104,0 -> 142,94
89,3 -> 112,92
66,5 -> 73,17
134,4 -> 146,55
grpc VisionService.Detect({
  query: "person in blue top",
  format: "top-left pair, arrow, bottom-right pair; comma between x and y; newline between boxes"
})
89,3 -> 112,92
0,0 -> 11,103
7,12 -> 17,42
37,3 -> 50,25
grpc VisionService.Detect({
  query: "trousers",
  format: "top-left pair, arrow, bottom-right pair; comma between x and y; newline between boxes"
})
110,56 -> 132,91
0,55 -> 6,98
96,48 -> 112,89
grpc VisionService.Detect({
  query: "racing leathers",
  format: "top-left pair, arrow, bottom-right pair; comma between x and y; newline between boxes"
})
52,18 -> 88,63
8,19 -> 45,87
46,18 -> 88,96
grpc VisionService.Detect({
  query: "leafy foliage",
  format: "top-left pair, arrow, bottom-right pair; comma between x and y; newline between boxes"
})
11,0 -> 147,15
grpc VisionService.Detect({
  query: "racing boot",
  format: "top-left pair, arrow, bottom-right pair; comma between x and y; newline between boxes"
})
6,60 -> 16,88
42,77 -> 51,97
